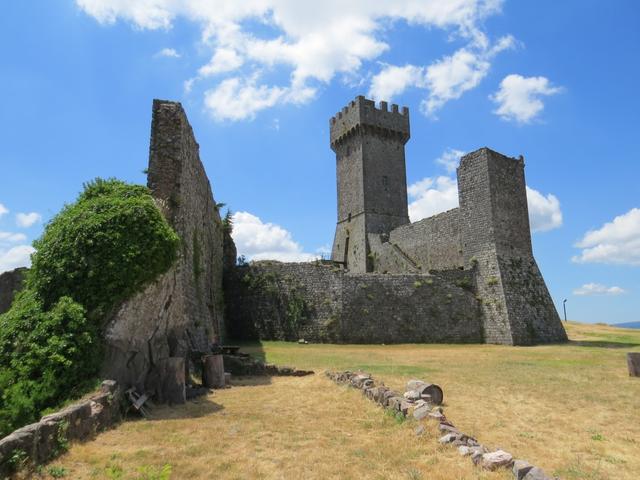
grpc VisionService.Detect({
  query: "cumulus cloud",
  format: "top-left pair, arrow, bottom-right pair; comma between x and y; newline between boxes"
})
526,187 -> 562,232
231,211 -> 318,262
0,245 -> 35,274
369,64 -> 426,102
198,48 -> 243,76
204,77 -> 287,121
491,74 -> 562,123
408,175 -> 459,222
77,0 -> 512,121
435,148 -> 466,173
155,47 -> 180,58
0,204 -> 8,218
573,283 -> 627,296
0,232 -> 27,243
422,36 -> 514,116
16,212 -> 42,228
408,149 -> 562,232
572,208 -> 640,266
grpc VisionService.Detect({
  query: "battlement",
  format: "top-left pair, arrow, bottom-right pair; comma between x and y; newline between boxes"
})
459,147 -> 524,169
330,95 -> 410,149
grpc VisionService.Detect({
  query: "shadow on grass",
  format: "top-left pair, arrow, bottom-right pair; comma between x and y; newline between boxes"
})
128,397 -> 226,422
568,340 -> 640,349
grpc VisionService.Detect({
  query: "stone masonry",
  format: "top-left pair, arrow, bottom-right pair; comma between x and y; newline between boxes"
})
102,100 -> 225,397
225,96 -> 567,346
0,267 -> 26,315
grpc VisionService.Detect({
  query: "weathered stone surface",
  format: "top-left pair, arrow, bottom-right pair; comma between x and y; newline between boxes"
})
413,404 -> 431,420
414,425 -> 425,436
523,466 -> 552,480
481,450 -> 514,470
0,381 -> 124,476
41,402 -> 92,441
225,262 -> 482,344
439,433 -> 460,444
0,267 -> 26,314
157,357 -> 186,405
403,389 -> 420,401
513,460 -> 534,480
202,354 -> 225,389
627,352 -> 640,377
102,100 -> 225,397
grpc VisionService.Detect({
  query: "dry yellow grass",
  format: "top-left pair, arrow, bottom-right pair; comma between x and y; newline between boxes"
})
41,322 -> 640,480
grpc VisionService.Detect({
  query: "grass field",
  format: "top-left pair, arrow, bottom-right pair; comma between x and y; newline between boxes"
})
39,322 -> 640,480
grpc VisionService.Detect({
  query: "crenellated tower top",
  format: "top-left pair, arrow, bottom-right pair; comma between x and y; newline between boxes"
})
330,96 -> 410,151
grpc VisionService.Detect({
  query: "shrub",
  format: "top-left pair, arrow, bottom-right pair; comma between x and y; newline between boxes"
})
0,178 -> 180,436
29,178 -> 180,318
0,293 -> 97,435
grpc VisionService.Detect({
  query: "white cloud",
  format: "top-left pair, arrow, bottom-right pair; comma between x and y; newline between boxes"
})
198,48 -> 243,77
572,208 -> 640,266
155,47 -> 180,58
231,211 -> 318,262
204,77 -> 287,122
368,34 -> 514,115
369,64 -> 426,102
408,175 -> 459,222
435,148 -> 465,173
76,0 -> 511,121
0,232 -> 27,243
0,204 -> 8,218
0,245 -> 35,274
16,212 -> 42,228
573,283 -> 627,296
491,74 -> 562,123
526,187 -> 562,232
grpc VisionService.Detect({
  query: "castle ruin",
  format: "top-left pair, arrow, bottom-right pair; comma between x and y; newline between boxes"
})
226,96 -> 567,346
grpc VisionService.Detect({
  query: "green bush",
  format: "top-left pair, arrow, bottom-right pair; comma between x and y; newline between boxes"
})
0,178 -> 180,436
0,293 -> 97,435
29,178 -> 180,317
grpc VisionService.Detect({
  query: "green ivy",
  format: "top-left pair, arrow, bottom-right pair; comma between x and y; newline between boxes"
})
0,178 -> 180,437
29,178 -> 180,318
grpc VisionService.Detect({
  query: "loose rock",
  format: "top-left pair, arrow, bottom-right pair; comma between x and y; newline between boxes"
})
481,450 -> 514,470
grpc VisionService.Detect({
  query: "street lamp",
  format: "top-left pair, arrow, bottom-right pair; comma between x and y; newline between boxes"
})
563,299 -> 568,322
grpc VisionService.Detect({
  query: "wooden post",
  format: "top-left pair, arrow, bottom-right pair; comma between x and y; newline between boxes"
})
157,357 -> 186,404
627,353 -> 640,377
202,354 -> 225,388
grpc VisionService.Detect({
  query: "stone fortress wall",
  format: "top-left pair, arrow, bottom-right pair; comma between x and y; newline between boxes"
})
224,261 -> 482,344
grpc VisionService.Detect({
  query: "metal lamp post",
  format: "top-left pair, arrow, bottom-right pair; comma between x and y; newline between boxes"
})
563,298 -> 567,322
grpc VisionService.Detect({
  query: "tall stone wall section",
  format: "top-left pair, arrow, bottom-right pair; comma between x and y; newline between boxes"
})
102,100 -> 225,395
225,262 -> 482,344
458,148 -> 567,345
0,267 -> 26,315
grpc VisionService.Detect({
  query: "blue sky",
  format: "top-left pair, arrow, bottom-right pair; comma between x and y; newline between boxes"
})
0,1 -> 638,324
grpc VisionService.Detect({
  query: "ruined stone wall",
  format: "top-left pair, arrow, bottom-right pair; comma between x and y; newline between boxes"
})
0,267 -> 26,315
225,262 -> 482,344
387,209 -> 464,271
458,148 -> 566,345
102,100 -> 225,395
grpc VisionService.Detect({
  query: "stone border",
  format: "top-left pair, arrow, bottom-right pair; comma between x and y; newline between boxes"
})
326,370 -> 556,480
0,380 -> 124,476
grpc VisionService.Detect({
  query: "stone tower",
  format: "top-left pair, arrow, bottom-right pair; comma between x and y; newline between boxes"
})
458,148 -> 567,345
330,96 -> 410,272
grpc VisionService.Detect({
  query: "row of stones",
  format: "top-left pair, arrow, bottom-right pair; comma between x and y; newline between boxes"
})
0,380 -> 123,476
325,370 -> 555,480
